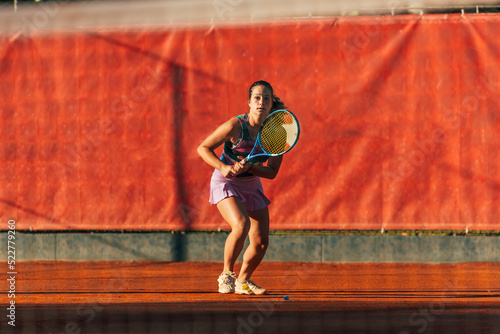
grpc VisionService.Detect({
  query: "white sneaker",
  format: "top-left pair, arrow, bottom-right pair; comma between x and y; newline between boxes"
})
235,279 -> 268,295
218,271 -> 236,293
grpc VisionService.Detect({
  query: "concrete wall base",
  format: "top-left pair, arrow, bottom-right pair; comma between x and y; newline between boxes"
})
2,232 -> 499,262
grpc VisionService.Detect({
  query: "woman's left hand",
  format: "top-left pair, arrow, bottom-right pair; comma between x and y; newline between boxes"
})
234,157 -> 254,175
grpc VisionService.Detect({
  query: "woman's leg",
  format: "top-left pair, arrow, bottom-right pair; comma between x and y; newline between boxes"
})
216,197 -> 251,273
238,207 -> 270,282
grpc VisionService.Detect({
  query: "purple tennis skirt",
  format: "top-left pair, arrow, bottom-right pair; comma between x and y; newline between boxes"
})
209,169 -> 271,211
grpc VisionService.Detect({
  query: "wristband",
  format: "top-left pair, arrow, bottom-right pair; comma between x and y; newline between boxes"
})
248,163 -> 254,172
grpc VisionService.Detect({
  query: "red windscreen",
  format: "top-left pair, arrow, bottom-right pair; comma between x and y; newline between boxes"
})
1,14 -> 499,230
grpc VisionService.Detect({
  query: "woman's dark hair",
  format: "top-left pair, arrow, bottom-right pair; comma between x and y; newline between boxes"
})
248,80 -> 287,111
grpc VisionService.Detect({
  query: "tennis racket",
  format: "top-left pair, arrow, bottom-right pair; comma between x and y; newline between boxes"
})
242,109 -> 300,163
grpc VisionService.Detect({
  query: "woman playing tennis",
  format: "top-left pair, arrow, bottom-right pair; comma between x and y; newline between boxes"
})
197,80 -> 286,295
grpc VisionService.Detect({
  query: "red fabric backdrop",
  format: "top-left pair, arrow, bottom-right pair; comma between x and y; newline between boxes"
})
1,14 -> 500,230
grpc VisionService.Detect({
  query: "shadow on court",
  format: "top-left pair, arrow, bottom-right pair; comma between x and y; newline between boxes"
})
1,262 -> 499,333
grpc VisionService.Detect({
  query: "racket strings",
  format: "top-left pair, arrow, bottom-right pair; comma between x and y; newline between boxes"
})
260,110 -> 299,154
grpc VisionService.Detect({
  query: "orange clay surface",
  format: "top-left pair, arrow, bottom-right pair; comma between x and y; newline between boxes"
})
1,261 -> 499,333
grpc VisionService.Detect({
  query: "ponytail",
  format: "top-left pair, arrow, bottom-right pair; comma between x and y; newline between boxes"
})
271,95 -> 287,111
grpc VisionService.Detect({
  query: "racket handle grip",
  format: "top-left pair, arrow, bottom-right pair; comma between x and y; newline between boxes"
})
241,157 -> 249,163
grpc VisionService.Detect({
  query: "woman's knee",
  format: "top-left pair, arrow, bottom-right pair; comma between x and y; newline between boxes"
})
231,217 -> 251,238
252,239 -> 269,252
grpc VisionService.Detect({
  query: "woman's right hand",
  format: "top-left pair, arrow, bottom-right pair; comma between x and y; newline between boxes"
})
220,164 -> 237,179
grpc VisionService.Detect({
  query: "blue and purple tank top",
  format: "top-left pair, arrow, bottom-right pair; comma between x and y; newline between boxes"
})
221,114 -> 267,177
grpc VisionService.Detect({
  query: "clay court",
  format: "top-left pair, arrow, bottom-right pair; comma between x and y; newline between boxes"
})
0,261 -> 498,333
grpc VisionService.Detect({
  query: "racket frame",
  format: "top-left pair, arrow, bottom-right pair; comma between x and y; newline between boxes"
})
242,109 -> 300,163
